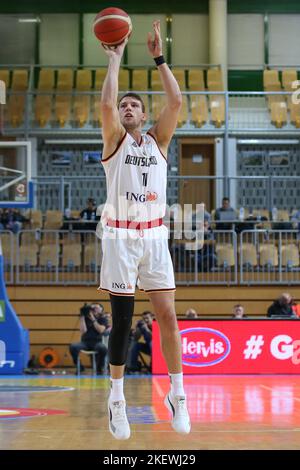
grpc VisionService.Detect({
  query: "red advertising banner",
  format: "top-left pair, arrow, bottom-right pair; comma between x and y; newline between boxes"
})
152,320 -> 300,374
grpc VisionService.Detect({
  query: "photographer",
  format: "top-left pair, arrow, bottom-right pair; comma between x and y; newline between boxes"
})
127,311 -> 153,373
69,303 -> 109,374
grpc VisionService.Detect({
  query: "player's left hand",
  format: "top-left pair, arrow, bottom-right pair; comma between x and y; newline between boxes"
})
147,20 -> 163,58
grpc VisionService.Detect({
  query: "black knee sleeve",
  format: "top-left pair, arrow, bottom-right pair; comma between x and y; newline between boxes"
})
108,294 -> 134,366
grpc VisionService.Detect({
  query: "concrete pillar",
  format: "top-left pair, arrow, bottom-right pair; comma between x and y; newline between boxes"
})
209,0 -> 227,89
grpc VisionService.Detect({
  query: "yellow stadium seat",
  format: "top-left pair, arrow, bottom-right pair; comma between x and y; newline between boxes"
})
84,243 -> 98,268
44,210 -> 63,230
259,244 -> 278,267
28,210 -> 43,229
62,244 -> 82,268
76,70 -> 92,91
132,69 -> 148,91
55,69 -> 73,126
216,244 -> 235,268
270,101 -> 287,128
21,232 -> 39,245
277,210 -> 290,222
55,96 -> 71,127
12,70 -> 28,91
209,96 -> 225,128
74,95 -> 90,127
119,69 -> 129,91
263,70 -> 281,91
57,69 -> 73,90
188,69 -> 205,91
191,95 -> 208,127
291,102 -> 300,128
151,70 -> 163,91
39,244 -> 59,268
282,69 -> 297,90
38,69 -> 55,91
18,245 -> 38,267
239,243 -> 257,267
62,232 -> 81,245
35,95 -> 52,127
0,70 -> 10,88
281,245 -> 299,268
8,69 -> 28,127
95,69 -> 107,89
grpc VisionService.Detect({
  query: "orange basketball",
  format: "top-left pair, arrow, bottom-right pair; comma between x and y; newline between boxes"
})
93,7 -> 132,46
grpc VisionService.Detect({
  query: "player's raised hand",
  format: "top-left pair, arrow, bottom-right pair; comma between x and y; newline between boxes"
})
147,20 -> 163,58
102,37 -> 128,59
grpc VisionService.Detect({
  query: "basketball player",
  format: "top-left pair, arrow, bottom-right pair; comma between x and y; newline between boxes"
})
99,20 -> 190,440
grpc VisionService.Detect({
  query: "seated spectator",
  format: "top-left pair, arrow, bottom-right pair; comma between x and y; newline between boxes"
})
79,198 -> 100,230
127,311 -> 153,373
197,220 -> 217,271
69,303 -> 109,374
192,204 -> 211,230
291,209 -> 300,230
185,308 -> 198,319
0,208 -> 29,233
215,197 -> 236,230
232,304 -> 247,319
267,293 -> 298,318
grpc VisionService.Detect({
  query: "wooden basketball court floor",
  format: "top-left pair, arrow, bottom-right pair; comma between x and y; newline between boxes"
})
0,374 -> 300,450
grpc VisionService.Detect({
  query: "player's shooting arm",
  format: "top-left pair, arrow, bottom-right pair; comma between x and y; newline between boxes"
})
100,41 -> 127,156
147,21 -> 182,154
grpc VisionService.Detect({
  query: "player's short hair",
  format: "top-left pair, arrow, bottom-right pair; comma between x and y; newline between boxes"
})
118,92 -> 145,113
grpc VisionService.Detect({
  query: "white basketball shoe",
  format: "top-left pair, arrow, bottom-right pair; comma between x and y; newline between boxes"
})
164,393 -> 191,434
108,400 -> 131,440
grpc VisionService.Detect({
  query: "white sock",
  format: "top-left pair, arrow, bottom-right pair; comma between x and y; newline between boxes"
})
109,378 -> 125,402
169,372 -> 185,397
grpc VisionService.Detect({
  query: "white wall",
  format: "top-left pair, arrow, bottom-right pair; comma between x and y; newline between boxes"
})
228,14 -> 264,69
172,14 -> 209,65
269,14 -> 300,66
40,14 -> 79,66
127,14 -> 167,66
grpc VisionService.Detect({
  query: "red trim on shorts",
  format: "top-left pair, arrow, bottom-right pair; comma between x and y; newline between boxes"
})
107,218 -> 163,230
144,288 -> 176,293
99,287 -> 135,297
146,131 -> 167,161
101,131 -> 127,163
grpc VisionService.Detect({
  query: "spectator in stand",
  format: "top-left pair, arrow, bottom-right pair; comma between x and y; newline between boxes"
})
79,198 -> 99,231
127,311 -> 153,373
185,308 -> 198,319
291,210 -> 300,231
267,293 -> 298,318
232,304 -> 247,319
0,208 -> 29,233
214,197 -> 236,230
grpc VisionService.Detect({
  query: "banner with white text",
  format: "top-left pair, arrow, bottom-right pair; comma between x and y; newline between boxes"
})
152,320 -> 300,374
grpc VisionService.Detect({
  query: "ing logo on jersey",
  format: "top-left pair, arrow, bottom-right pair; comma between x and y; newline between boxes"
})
146,192 -> 158,202
126,191 -> 158,203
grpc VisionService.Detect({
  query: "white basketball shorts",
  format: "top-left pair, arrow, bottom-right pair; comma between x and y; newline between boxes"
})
99,224 -> 176,296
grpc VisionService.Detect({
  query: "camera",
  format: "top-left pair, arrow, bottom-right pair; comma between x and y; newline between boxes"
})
79,303 -> 93,317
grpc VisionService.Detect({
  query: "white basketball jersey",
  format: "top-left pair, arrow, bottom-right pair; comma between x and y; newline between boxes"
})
101,132 -> 167,224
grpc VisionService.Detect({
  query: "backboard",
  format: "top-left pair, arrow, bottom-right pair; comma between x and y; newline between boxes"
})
0,141 -> 33,208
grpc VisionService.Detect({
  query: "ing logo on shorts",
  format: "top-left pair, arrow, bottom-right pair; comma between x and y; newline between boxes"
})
112,282 -> 132,290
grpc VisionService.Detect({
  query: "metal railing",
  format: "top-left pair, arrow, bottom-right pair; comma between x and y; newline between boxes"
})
2,228 -> 300,286
2,89 -> 300,138
29,175 -> 300,214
